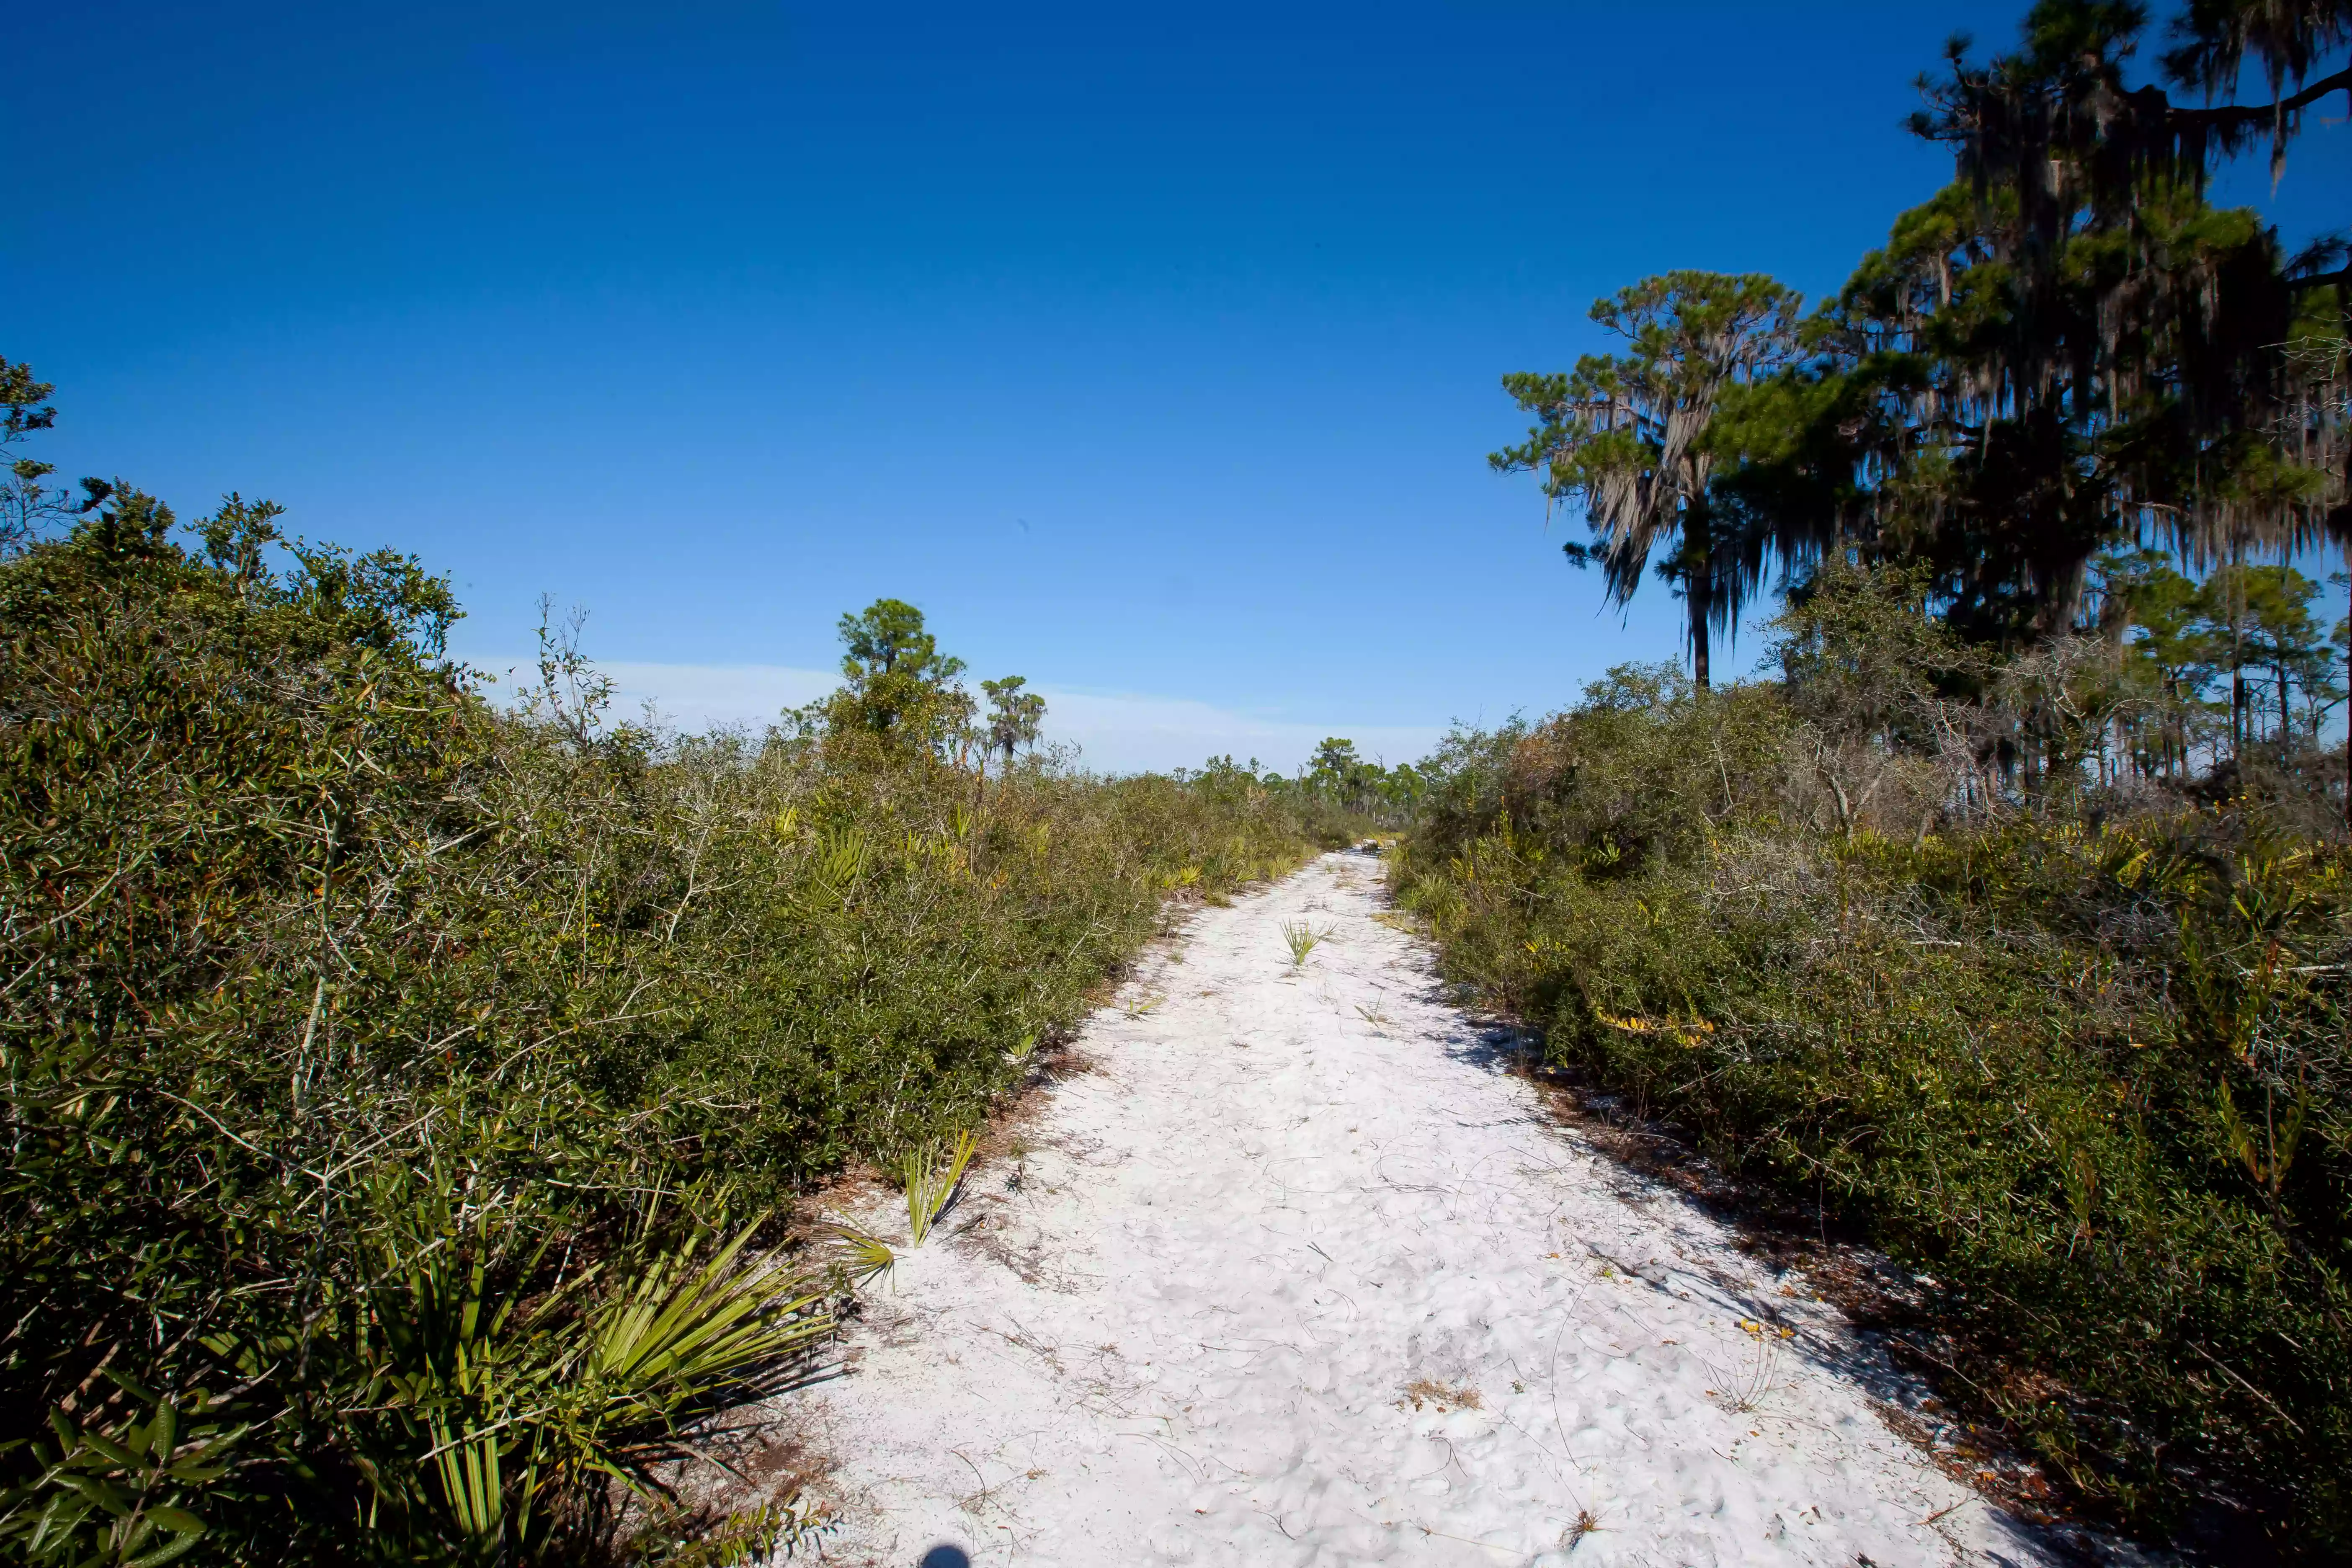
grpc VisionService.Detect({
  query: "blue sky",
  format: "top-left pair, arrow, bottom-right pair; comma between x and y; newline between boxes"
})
10,1 -> 2347,770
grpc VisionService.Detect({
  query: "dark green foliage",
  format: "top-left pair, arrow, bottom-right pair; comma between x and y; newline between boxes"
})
642,751 -> 1329,1190
2,361 -> 62,558
1466,27 -> 2352,1537
0,466 -> 1328,1563
1495,7 -> 2350,671
1302,738 -> 1423,821
979,675 -> 1044,773
1170,750 -> 1409,838
1397,631 -> 2352,1555
823,596 -> 973,748
1493,272 -> 1805,686
2095,547 -> 2348,772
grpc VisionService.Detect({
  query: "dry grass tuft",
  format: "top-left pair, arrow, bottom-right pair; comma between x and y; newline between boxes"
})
1398,1377 -> 1483,1413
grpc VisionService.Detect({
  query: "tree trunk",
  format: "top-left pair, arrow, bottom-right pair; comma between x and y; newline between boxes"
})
1690,595 -> 1711,689
2279,661 -> 2292,761
2227,540 -> 2245,764
1684,503 -> 1712,691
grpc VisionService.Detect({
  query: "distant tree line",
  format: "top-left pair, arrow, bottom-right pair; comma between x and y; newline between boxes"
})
1179,738 -> 1426,826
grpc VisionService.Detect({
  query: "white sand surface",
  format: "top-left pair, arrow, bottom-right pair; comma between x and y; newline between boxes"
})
793,851 -> 2066,1567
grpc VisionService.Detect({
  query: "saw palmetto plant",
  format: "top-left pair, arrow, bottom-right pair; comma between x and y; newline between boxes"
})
808,824 -> 872,905
1281,919 -> 1331,968
625,1494 -> 835,1568
820,1219 -> 899,1289
337,1184 -> 831,1559
903,1130 -> 980,1248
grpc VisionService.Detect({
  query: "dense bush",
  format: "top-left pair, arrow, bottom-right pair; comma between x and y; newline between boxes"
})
0,479 -> 1334,1563
1395,600 -> 2351,1556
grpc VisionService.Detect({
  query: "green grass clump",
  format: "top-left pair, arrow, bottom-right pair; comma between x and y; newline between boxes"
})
1397,662 -> 2352,1557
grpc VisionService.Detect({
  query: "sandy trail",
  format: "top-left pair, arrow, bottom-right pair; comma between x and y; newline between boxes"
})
795,852 -> 2058,1567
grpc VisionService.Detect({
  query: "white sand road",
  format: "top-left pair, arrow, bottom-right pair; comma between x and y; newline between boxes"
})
781,851 -> 2083,1568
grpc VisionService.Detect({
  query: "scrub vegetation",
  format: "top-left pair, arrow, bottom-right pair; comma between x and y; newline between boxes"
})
9,0 -> 2352,1560
1396,596 -> 2351,1553
0,365 -> 1351,1564
1433,0 -> 2352,1555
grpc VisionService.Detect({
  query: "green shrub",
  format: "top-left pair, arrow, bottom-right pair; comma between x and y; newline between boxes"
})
1398,668 -> 2352,1556
642,749 -> 1326,1189
0,482 -> 1326,1562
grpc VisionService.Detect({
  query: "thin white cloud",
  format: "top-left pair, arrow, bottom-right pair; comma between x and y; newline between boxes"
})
1030,687 -> 1442,775
601,661 -> 840,728
474,658 -> 1442,775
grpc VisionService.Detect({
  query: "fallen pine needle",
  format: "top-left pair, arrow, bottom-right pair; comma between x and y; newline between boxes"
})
1414,1524 -> 1524,1557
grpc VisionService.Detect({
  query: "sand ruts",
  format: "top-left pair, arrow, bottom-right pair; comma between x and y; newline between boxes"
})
790,852 -> 2068,1567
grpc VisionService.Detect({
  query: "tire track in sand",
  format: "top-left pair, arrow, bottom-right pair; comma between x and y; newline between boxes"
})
792,851 -> 2078,1568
